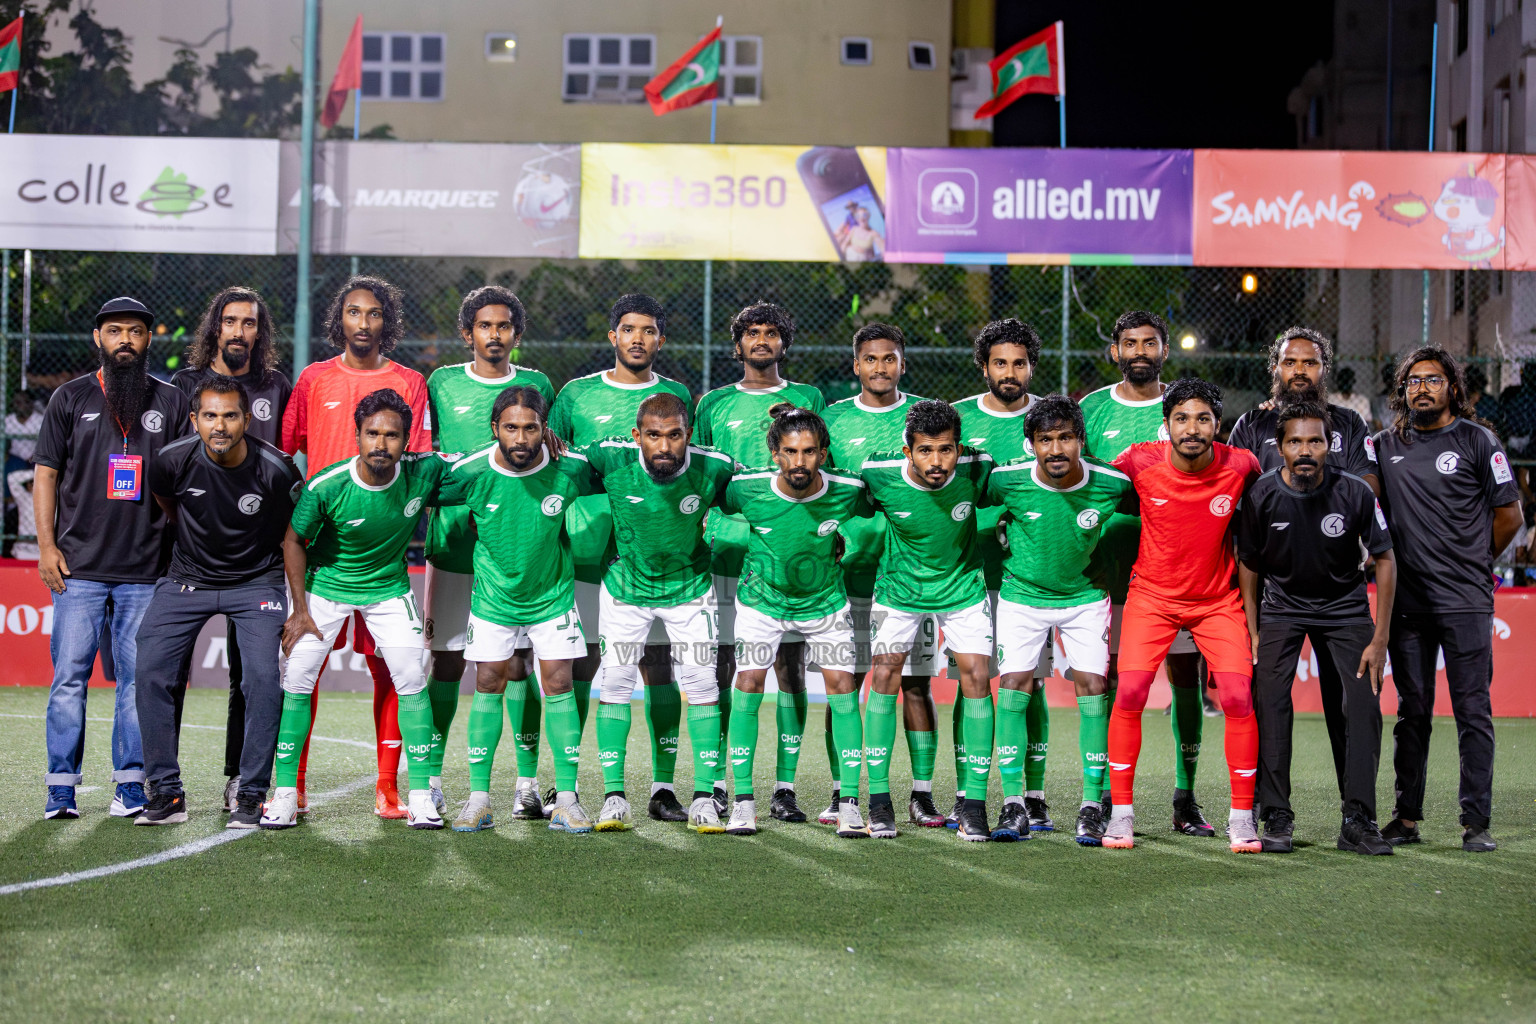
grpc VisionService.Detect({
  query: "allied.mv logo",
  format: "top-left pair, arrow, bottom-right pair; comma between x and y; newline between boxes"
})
1320,513 -> 1346,538
541,494 -> 565,516
1209,494 -> 1233,517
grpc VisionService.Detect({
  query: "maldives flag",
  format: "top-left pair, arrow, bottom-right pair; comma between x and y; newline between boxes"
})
0,16 -> 22,94
644,24 -> 722,116
974,20 -> 1063,120
320,14 -> 363,128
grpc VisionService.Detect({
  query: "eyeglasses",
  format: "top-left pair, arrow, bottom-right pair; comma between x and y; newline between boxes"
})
1405,376 -> 1447,391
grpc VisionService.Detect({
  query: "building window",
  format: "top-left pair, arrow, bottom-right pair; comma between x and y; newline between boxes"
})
722,35 -> 762,103
841,37 -> 872,65
360,32 -> 445,101
485,33 -> 517,62
1454,1 -> 1469,54
1451,117 -> 1468,152
908,41 -> 936,70
1307,95 -> 1324,140
563,33 -> 655,103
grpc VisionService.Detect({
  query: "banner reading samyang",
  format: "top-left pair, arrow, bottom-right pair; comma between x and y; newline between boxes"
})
885,148 -> 1193,264
1194,150 -> 1510,269
579,144 -> 887,261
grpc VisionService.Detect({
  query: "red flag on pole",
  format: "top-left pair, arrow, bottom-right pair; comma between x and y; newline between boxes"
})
974,21 -> 1063,120
320,14 -> 363,128
0,16 -> 23,94
644,23 -> 722,116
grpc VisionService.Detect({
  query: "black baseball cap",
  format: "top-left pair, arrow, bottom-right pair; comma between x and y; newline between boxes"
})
95,296 -> 155,330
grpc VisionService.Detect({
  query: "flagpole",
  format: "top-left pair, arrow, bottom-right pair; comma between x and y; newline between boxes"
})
7,88 -> 14,133
701,15 -> 722,395
1057,20 -> 1068,393
351,87 -> 360,277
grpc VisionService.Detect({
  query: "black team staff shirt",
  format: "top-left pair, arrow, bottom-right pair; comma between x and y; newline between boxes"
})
171,367 -> 293,449
33,373 -> 192,583
1227,403 -> 1378,478
1237,466 -> 1393,622
149,433 -> 303,588
1371,419 -> 1521,615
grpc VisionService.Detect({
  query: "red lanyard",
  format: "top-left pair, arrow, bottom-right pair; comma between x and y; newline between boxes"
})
95,371 -> 132,455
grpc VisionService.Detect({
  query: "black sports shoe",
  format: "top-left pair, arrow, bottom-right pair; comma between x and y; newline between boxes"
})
1461,827 -> 1497,853
770,787 -> 808,822
869,797 -> 898,839
818,790 -> 840,825
1338,815 -> 1393,855
1099,792 -> 1112,822
1075,804 -> 1106,846
1380,819 -> 1421,846
956,799 -> 990,842
712,785 -> 729,819
1261,809 -> 1295,853
135,791 -> 188,826
990,801 -> 1030,842
226,797 -> 262,830
647,789 -> 688,822
908,790 -> 945,827
1171,789 -> 1216,837
944,794 -> 964,830
1024,796 -> 1056,832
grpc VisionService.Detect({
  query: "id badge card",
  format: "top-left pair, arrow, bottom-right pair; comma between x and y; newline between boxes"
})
108,453 -> 143,500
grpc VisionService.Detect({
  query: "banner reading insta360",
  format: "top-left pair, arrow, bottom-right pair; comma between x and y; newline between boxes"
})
0,133 -> 279,254
1193,150 -> 1511,269
579,143 -> 887,261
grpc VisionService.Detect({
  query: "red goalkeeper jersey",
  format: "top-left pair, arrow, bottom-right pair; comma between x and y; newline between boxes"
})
1112,440 -> 1261,602
282,355 -> 430,478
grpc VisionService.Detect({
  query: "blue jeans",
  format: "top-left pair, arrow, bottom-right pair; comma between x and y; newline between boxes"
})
45,578 -> 155,786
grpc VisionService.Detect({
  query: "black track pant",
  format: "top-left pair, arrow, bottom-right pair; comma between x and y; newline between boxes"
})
1254,616 -> 1381,822
1388,611 -> 1495,830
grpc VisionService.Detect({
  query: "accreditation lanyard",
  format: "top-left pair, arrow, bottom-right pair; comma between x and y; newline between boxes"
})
98,372 -> 143,501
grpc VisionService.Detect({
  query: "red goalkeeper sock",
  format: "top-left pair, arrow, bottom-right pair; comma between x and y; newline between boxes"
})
369,654 -> 402,784
1223,711 -> 1259,811
1107,704 -> 1145,806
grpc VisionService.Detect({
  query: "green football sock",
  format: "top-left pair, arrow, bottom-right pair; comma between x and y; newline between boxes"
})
1169,684 -> 1204,790
714,684 -> 731,789
995,687 -> 1031,798
824,717 -> 839,789
951,700 -> 967,795
906,728 -> 937,784
596,701 -> 632,794
273,691 -> 312,788
1077,694 -> 1110,804
962,696 -> 995,798
397,690 -> 436,792
864,691 -> 898,796
572,677 -> 592,734
775,689 -> 807,786
687,704 -> 721,793
826,692 -> 864,798
544,690 -> 582,793
466,691 -> 504,793
507,674 -> 541,779
426,675 -> 460,777
727,690 -> 764,797
1024,689 -> 1050,791
644,681 -> 681,784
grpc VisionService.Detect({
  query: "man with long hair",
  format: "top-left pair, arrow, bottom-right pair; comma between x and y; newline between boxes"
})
1372,347 -> 1523,853
172,286 -> 293,812
281,276 -> 430,818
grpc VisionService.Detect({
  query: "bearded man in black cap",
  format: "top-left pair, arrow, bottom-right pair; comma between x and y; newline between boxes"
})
34,297 -> 192,821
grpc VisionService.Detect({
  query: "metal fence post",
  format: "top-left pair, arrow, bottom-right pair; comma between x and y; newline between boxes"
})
1059,264 -> 1070,394
292,0 -> 320,375
21,249 -> 31,391
701,259 -> 713,394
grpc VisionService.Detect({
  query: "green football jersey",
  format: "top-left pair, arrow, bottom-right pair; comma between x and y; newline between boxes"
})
954,391 -> 1038,590
858,447 -> 992,614
575,438 -> 736,607
823,391 -> 927,590
984,456 -> 1136,607
436,443 -> 596,628
1079,382 -> 1169,602
425,362 -> 556,574
290,452 -> 448,605
721,468 -> 871,620
550,369 -> 692,586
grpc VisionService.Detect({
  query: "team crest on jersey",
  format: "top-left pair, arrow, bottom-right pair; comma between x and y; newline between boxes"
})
950,501 -> 974,522
1330,431 -> 1343,453
817,519 -> 840,536
679,494 -> 702,514
1492,451 -> 1513,484
1436,452 -> 1460,475
141,410 -> 164,433
542,494 -> 565,516
596,635 -> 607,657
1076,508 -> 1101,530
289,479 -> 303,502
1321,513 -> 1346,538
424,618 -> 435,641
237,494 -> 262,515
252,398 -> 272,422
1158,423 -> 1171,441
1209,494 -> 1233,517
404,497 -> 424,518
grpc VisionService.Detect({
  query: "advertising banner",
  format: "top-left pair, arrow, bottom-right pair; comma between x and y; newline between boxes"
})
0,134 -> 279,254
279,141 -> 579,257
1193,149 -> 1510,269
1498,155 -> 1536,270
885,147 -> 1193,264
578,143 -> 888,261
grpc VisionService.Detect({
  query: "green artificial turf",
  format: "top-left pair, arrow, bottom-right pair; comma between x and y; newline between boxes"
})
0,686 -> 1532,1023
